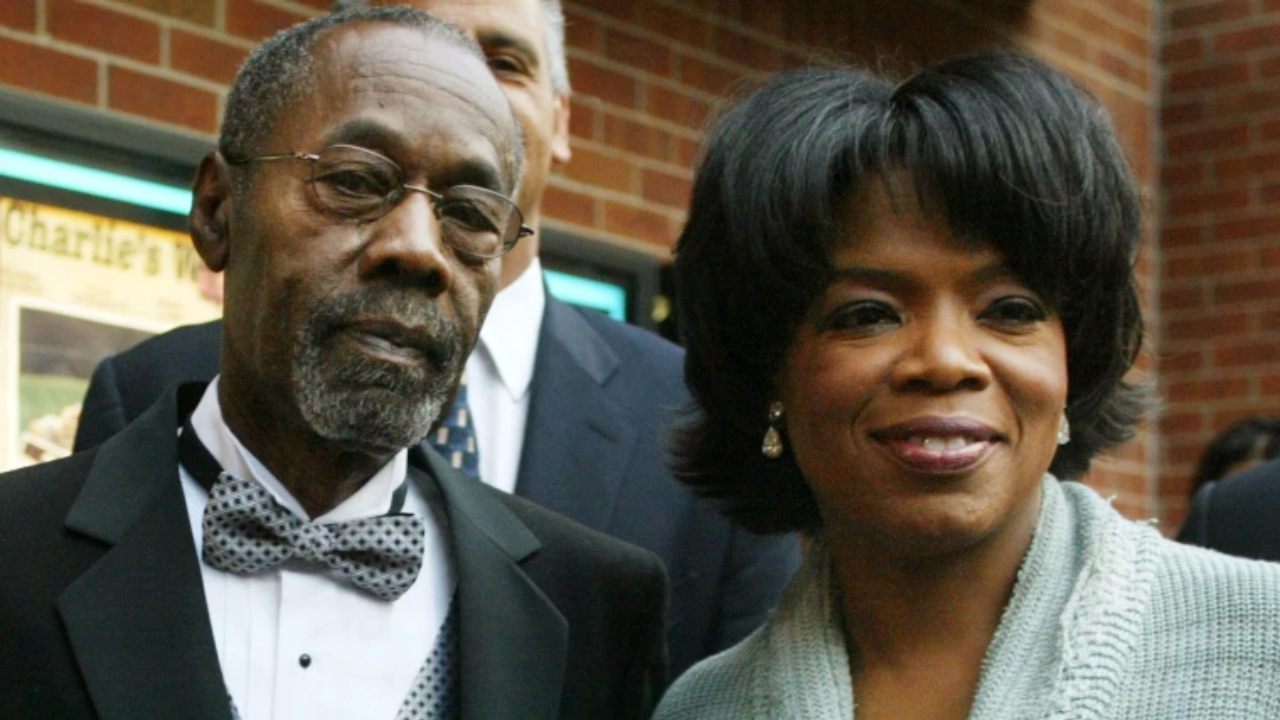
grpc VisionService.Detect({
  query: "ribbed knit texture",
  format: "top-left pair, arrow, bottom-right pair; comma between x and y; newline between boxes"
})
655,476 -> 1280,719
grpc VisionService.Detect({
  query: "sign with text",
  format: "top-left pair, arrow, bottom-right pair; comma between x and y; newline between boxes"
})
0,196 -> 221,470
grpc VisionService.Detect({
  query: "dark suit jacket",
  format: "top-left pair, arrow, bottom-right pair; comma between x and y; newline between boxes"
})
72,297 -> 800,680
1177,457 -> 1280,561
3,383 -> 667,720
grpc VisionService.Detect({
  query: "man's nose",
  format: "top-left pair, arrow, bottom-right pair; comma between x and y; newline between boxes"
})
358,190 -> 453,295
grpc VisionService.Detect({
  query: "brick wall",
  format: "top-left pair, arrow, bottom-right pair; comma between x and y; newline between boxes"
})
1,0 -> 1168,519
1159,0 -> 1280,530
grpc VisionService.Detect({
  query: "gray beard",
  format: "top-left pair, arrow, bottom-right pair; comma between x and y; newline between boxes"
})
291,289 -> 464,453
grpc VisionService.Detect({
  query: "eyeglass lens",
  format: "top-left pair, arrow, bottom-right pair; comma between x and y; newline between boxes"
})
308,145 -> 521,259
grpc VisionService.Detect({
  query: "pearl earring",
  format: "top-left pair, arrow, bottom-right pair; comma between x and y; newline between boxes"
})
1057,414 -> 1071,446
762,402 -> 785,459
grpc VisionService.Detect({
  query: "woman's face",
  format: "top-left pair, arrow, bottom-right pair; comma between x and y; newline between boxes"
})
777,182 -> 1068,559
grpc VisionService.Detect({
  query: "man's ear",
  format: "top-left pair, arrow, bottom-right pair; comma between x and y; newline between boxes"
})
551,93 -> 571,166
189,151 -> 234,272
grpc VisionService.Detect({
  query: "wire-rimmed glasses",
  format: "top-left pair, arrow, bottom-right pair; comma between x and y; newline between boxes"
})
228,144 -> 532,260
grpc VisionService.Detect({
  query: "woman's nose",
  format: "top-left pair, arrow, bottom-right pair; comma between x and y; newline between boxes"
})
892,312 -> 992,393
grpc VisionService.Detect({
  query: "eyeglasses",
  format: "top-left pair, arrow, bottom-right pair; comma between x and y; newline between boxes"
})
228,144 -> 533,260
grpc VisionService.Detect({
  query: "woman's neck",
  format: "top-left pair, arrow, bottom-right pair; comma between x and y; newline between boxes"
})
826,503 -> 1039,720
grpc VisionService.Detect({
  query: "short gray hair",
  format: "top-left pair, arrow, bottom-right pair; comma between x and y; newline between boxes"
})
221,6 -> 521,189
332,0 -> 571,95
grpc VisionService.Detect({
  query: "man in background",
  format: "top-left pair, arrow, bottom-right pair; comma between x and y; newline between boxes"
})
72,0 -> 799,681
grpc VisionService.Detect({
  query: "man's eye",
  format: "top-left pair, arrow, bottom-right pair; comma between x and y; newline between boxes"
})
488,54 -> 528,76
318,168 -> 393,198
438,199 -> 500,232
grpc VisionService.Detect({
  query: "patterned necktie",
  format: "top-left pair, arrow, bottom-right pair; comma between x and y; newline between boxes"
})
428,375 -> 480,478
179,420 -> 425,601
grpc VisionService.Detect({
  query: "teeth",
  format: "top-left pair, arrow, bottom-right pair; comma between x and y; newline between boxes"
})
907,436 -> 974,452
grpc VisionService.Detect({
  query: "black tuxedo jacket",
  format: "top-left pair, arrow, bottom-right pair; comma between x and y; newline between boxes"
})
1177,457 -> 1280,561
3,384 -> 667,720
72,297 -> 799,680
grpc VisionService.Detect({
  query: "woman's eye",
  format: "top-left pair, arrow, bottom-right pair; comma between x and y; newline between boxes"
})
830,302 -> 900,332
982,297 -> 1048,325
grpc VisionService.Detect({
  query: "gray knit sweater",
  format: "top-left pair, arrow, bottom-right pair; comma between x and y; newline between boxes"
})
654,476 -> 1280,719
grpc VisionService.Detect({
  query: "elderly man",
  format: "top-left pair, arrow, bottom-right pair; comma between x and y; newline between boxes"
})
0,8 -> 666,720
71,0 -> 798,682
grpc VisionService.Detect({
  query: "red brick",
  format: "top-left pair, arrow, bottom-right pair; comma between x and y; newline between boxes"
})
678,54 -> 744,97
1161,36 -> 1204,64
1158,348 -> 1206,375
1166,311 -> 1250,342
1165,187 -> 1250,218
1160,284 -> 1206,312
603,29 -> 672,77
1169,0 -> 1253,31
562,144 -> 634,193
603,113 -> 672,162
0,36 -> 97,105
1261,246 -> 1280,268
1261,373 -> 1280,396
603,200 -> 673,247
1165,376 -> 1251,402
630,5 -> 712,49
584,0 -> 640,24
48,0 -> 160,65
741,2 -> 786,37
1258,55 -> 1280,79
568,57 -> 638,108
541,183 -> 595,227
1166,124 -> 1250,157
676,136 -> 700,168
641,168 -> 692,209
1263,182 -> 1280,204
1166,61 -> 1250,95
1261,119 -> 1280,142
563,8 -> 599,54
1161,100 -> 1208,128
114,0 -> 215,26
646,83 -> 710,130
1160,160 -> 1205,187
1215,153 -> 1280,183
0,1 -> 35,31
227,0 -> 312,42
1159,409 -> 1206,435
712,26 -> 786,73
568,103 -> 598,142
170,29 -> 250,86
1216,213 -> 1280,242
1213,338 -> 1280,367
1165,250 -> 1254,282
109,66 -> 218,134
1262,309 -> 1280,331
1214,21 -> 1280,54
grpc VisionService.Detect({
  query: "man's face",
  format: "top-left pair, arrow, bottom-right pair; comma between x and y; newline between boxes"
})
405,0 -> 571,283
202,23 -> 518,455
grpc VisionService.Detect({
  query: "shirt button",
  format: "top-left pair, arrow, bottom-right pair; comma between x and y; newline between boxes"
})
299,654 -> 312,669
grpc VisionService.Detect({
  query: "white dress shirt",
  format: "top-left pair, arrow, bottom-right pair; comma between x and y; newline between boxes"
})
464,257 -> 546,494
179,378 -> 455,720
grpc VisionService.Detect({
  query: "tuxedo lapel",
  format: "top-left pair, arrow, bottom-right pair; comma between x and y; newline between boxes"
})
515,297 -> 636,529
411,448 -> 567,720
58,384 -> 230,720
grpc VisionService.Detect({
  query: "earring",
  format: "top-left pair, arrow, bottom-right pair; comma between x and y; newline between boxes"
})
1057,413 -> 1071,446
762,401 -> 785,459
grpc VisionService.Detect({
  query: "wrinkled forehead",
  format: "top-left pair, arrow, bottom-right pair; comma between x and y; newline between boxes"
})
276,23 -> 520,188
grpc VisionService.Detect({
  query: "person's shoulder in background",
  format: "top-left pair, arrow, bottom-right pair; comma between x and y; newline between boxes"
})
73,319 -> 222,453
1177,456 -> 1280,561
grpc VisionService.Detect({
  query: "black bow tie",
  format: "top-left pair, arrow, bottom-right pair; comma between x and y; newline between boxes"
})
179,420 -> 425,601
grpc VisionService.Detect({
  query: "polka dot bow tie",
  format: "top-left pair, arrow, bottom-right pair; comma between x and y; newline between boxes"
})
179,420 -> 425,602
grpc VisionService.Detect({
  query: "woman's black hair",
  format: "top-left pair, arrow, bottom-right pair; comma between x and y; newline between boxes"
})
670,52 -> 1149,534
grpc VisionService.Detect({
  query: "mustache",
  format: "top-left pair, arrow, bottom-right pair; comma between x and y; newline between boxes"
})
303,288 -> 464,368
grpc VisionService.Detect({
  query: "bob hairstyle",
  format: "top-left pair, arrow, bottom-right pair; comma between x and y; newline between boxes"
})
670,53 -> 1149,534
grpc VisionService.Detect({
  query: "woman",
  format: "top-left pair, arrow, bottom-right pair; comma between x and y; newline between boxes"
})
656,53 -> 1280,719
